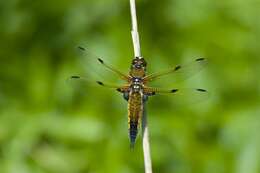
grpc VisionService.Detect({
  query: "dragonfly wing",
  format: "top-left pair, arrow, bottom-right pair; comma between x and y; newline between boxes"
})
143,58 -> 207,85
75,46 -> 129,82
143,86 -> 209,105
67,75 -> 129,91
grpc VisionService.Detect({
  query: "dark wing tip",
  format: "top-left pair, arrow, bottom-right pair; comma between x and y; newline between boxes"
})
97,58 -> 104,64
71,76 -> 80,79
78,46 -> 86,51
96,81 -> 104,86
196,88 -> 207,92
171,89 -> 179,93
195,58 -> 205,61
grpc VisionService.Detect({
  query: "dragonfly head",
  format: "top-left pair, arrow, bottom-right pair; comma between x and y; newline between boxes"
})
131,57 -> 147,70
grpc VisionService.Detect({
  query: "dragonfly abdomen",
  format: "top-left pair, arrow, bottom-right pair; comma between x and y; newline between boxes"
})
129,120 -> 138,148
128,91 -> 143,148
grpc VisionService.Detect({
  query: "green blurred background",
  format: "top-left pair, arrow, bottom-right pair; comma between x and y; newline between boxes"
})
0,0 -> 260,173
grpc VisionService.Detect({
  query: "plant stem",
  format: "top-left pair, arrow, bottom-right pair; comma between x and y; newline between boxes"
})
129,1 -> 153,173
130,0 -> 141,58
142,102 -> 153,173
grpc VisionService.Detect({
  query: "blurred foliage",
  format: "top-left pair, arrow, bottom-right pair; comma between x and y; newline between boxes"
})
0,0 -> 260,173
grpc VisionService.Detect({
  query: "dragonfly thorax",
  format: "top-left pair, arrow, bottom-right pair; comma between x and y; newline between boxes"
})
131,83 -> 142,92
133,77 -> 141,83
130,77 -> 143,93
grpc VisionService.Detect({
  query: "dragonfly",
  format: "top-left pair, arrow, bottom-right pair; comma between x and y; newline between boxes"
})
70,46 -> 208,148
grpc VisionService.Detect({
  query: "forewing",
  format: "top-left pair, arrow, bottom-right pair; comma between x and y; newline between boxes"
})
70,46 -> 128,88
144,58 -> 207,86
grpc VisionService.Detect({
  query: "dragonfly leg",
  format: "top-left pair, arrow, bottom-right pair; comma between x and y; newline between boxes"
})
123,92 -> 129,101
143,94 -> 149,102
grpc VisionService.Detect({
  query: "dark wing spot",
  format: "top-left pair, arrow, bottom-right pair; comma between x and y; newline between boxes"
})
196,88 -> 207,92
98,58 -> 104,64
71,76 -> 80,79
96,81 -> 104,86
171,89 -> 179,93
174,65 -> 181,71
78,46 -> 86,51
196,58 -> 205,61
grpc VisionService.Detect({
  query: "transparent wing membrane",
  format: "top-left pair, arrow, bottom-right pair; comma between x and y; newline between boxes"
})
144,58 -> 207,85
76,46 -> 129,82
69,46 -> 209,104
67,75 -> 129,91
144,86 -> 209,105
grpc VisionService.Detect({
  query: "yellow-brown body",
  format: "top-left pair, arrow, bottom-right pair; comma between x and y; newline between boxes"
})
128,91 -> 143,147
127,57 -> 147,147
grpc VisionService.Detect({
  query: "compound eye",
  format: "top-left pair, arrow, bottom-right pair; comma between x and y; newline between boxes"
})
141,59 -> 147,66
